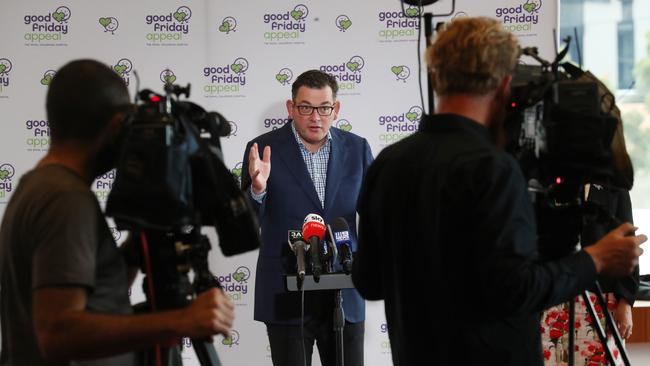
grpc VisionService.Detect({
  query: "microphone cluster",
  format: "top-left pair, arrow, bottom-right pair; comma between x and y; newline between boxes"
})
287,214 -> 354,289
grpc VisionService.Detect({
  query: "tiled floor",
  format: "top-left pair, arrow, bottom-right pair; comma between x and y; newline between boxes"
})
628,343 -> 650,364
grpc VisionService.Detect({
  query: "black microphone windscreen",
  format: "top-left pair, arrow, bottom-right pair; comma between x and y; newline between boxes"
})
331,217 -> 350,232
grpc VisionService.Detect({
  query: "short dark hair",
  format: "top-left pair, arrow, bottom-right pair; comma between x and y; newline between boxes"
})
291,70 -> 339,100
46,59 -> 131,143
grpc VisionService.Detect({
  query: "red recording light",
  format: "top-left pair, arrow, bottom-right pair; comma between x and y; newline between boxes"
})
150,95 -> 161,103
555,176 -> 563,184
511,102 -> 517,108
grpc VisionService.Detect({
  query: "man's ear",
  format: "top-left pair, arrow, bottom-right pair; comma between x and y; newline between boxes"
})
332,100 -> 341,120
499,74 -> 513,98
286,99 -> 294,119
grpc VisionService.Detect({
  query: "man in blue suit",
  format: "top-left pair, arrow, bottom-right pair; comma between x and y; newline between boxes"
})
241,70 -> 373,366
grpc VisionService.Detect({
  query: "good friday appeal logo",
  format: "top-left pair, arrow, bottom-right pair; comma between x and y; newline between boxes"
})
275,68 -> 293,86
263,116 -> 290,131
113,58 -> 133,86
231,162 -> 243,186
320,56 -> 364,93
99,17 -> 119,34
218,16 -> 237,34
378,6 -> 420,42
23,6 -> 71,45
335,15 -> 352,32
379,323 -> 391,353
0,163 -> 16,202
216,266 -> 251,304
25,119 -> 50,152
336,119 -> 352,132
203,58 -> 249,97
496,0 -> 542,34
222,330 -> 240,347
390,65 -> 411,82
93,169 -> 115,202
377,106 -> 423,146
160,69 -> 177,86
145,6 -> 192,45
0,58 -> 12,96
263,4 -> 309,44
41,70 -> 56,86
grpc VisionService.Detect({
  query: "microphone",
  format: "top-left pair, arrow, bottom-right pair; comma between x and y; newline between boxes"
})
302,213 -> 326,282
288,230 -> 308,290
329,217 -> 353,274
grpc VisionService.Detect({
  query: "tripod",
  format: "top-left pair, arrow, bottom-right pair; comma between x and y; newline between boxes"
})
540,187 -> 632,366
134,228 -> 223,366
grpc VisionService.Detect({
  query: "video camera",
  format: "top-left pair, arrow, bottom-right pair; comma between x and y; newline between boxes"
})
504,39 -> 622,259
505,41 -> 619,196
106,82 -> 260,256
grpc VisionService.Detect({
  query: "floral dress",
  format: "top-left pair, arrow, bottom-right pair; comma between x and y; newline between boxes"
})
541,293 -> 624,366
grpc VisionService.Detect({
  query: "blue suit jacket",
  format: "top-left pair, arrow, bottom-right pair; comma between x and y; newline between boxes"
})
241,122 -> 373,325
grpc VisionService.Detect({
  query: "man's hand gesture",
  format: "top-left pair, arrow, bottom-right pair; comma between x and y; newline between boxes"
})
248,143 -> 271,195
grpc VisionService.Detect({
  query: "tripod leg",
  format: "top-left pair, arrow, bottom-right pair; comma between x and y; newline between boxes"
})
592,282 -> 631,366
192,339 -> 222,366
582,291 -> 630,366
568,300 -> 575,366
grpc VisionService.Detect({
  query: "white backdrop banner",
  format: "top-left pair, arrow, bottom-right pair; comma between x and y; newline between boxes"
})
0,1 -> 556,365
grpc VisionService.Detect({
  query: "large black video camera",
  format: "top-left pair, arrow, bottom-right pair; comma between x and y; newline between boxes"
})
106,82 -> 260,256
504,41 -> 622,259
505,41 -> 620,200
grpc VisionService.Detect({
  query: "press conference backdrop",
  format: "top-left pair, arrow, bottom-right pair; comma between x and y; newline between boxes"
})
0,1 -> 556,365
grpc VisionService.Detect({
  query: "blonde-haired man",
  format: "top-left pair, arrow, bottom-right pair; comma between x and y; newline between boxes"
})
352,17 -> 645,366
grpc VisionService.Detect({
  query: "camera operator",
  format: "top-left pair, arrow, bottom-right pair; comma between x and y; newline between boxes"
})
0,59 -> 234,366
351,17 -> 646,366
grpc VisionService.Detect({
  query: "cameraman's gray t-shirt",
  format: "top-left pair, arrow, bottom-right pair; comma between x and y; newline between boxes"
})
0,165 -> 135,366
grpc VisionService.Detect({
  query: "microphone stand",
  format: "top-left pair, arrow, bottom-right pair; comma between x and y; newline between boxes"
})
400,0 -> 456,114
286,273 -> 354,366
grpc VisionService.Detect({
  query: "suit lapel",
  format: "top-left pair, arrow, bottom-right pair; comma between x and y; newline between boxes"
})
324,129 -> 348,211
276,123 -> 322,209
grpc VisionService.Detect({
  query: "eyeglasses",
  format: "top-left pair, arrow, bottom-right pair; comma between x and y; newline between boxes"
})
294,105 -> 335,116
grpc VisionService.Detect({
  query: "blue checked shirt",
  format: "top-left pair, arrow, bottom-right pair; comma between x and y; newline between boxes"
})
250,123 -> 332,208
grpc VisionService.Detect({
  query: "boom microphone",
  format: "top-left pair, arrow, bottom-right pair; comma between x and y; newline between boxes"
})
329,217 -> 353,274
302,213 -> 326,282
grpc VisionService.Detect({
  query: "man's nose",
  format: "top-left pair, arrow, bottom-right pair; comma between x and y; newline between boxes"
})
309,108 -> 321,120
